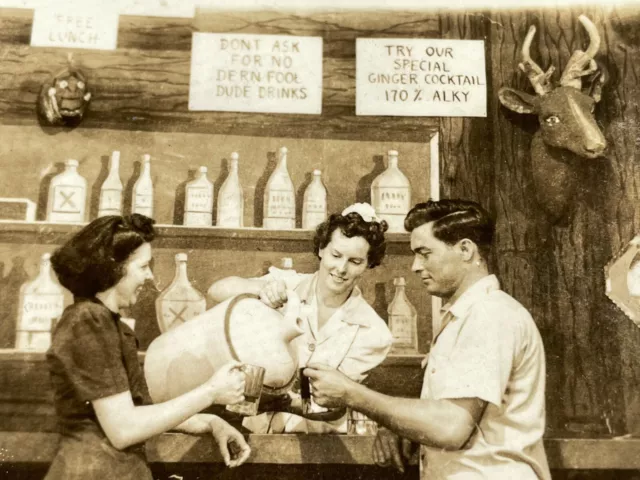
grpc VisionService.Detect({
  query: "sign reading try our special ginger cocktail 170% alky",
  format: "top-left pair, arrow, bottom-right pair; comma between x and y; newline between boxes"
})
356,38 -> 487,117
189,33 -> 323,115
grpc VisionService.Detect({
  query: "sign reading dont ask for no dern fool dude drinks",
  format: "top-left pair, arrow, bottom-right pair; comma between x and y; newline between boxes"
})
356,38 -> 487,117
189,33 -> 323,115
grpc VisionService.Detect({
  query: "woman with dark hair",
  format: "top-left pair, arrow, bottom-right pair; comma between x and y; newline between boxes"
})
45,214 -> 251,480
208,203 -> 393,433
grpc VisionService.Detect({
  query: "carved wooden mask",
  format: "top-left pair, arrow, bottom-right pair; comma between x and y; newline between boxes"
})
37,67 -> 92,126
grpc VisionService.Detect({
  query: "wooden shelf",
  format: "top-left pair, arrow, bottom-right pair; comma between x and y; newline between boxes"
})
0,221 -> 412,254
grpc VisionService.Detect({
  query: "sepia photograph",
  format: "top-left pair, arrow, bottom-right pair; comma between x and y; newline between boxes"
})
0,0 -> 639,478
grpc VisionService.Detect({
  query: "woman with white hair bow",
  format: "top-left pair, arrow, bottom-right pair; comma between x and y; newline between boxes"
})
208,203 -> 393,433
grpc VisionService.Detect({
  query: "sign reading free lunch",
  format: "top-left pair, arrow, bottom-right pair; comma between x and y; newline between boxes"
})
356,38 -> 487,117
189,33 -> 323,114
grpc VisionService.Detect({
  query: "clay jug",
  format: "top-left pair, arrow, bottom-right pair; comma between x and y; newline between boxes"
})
144,291 -> 304,404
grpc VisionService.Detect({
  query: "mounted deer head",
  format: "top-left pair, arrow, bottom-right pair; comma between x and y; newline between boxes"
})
498,15 -> 607,222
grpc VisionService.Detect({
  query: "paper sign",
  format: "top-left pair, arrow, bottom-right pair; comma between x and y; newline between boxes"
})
30,5 -> 119,50
189,33 -> 323,115
356,38 -> 487,117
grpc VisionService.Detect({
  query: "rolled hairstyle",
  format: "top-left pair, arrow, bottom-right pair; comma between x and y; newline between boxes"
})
404,199 -> 495,260
51,214 -> 156,298
313,212 -> 389,268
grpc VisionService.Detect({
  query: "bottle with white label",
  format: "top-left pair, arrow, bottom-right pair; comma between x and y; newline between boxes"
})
371,150 -> 411,232
132,154 -> 153,218
302,169 -> 327,230
15,253 -> 65,351
184,166 -> 213,227
387,277 -> 418,354
263,147 -> 295,230
98,151 -> 123,217
47,159 -> 87,224
155,253 -> 206,333
217,152 -> 244,228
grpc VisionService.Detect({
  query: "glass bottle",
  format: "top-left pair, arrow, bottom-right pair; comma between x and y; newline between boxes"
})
217,152 -> 244,228
387,277 -> 418,354
184,166 -> 214,227
98,150 -> 123,217
15,253 -> 65,351
155,253 -> 206,333
263,146 -> 295,230
47,159 -> 87,223
371,150 -> 411,232
132,154 -> 153,218
302,169 -> 327,230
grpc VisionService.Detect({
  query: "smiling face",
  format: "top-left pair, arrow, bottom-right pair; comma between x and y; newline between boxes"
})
317,229 -> 370,298
113,242 -> 154,309
410,222 -> 465,301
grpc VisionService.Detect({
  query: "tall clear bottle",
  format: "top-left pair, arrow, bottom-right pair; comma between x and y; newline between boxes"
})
155,253 -> 206,333
132,154 -> 153,218
15,253 -> 65,351
387,277 -> 418,354
263,146 -> 295,230
184,166 -> 213,227
47,159 -> 87,223
371,150 -> 411,232
98,151 -> 123,217
217,152 -> 244,227
302,169 -> 327,230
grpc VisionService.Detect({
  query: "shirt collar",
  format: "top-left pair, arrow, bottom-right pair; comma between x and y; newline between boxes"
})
296,272 -> 370,327
442,274 -> 500,320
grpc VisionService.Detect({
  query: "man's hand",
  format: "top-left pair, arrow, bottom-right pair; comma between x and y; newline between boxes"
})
303,364 -> 355,408
209,416 -> 251,468
373,427 -> 405,473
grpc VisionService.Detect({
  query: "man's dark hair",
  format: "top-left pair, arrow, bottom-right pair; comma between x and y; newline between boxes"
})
404,199 -> 495,260
313,212 -> 389,269
51,214 -> 156,297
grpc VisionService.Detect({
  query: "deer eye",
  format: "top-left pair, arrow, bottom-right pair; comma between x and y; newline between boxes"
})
544,115 -> 560,126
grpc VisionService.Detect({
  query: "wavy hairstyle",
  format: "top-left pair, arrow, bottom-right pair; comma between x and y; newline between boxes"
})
51,214 -> 156,297
404,199 -> 494,260
313,212 -> 389,269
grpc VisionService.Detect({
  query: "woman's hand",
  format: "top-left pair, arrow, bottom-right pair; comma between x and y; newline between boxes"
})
210,416 -> 251,468
258,279 -> 288,309
205,361 -> 246,406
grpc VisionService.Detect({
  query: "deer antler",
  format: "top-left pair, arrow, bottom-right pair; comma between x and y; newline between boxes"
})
518,25 -> 555,96
559,15 -> 600,89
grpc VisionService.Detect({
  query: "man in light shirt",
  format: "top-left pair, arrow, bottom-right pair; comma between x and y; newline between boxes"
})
305,199 -> 551,480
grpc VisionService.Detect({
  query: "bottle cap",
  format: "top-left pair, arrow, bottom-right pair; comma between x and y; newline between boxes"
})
280,146 -> 288,155
313,169 -> 321,176
66,159 -> 78,167
42,252 -> 51,261
142,154 -> 151,162
176,253 -> 188,262
388,150 -> 399,157
282,257 -> 293,269
231,152 -> 239,161
393,277 -> 406,286
198,166 -> 207,174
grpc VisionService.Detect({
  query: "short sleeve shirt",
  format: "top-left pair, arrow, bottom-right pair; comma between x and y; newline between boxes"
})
47,297 -> 151,430
421,275 -> 551,480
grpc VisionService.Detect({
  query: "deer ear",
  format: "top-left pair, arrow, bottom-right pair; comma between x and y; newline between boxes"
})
498,87 -> 539,114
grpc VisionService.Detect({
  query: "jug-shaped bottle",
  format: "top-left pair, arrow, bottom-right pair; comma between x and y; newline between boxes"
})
98,151 -> 123,217
217,152 -> 244,227
155,253 -> 206,333
132,154 -> 154,218
371,150 -> 411,232
263,146 -> 295,230
387,277 -> 418,354
144,290 -> 304,404
47,159 -> 87,224
302,169 -> 327,229
184,166 -> 214,227
15,253 -> 65,350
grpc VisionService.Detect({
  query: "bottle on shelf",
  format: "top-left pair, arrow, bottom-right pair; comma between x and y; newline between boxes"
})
132,154 -> 153,218
371,150 -> 411,232
302,169 -> 327,230
155,253 -> 206,333
98,150 -> 123,217
217,152 -> 244,228
47,159 -> 87,224
15,253 -> 65,351
263,146 -> 295,230
387,277 -> 418,354
184,166 -> 214,227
